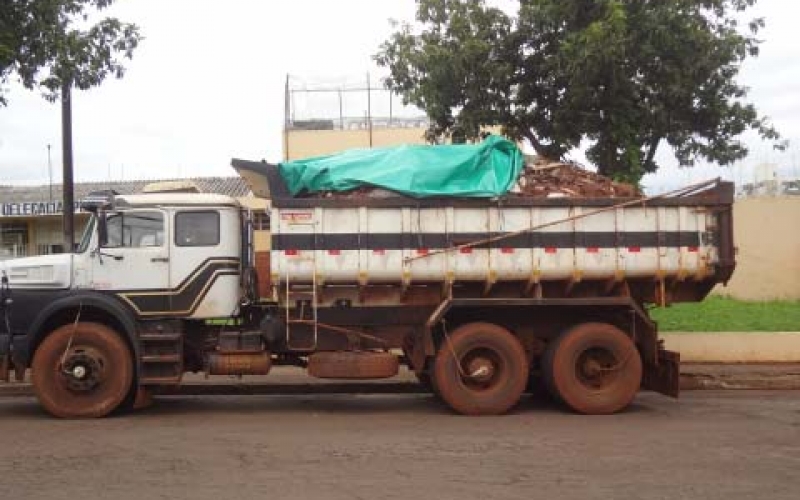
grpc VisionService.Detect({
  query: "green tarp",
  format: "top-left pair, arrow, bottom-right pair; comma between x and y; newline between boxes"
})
279,135 -> 524,198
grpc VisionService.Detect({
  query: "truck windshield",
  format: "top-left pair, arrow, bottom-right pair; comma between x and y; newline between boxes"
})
76,215 -> 95,254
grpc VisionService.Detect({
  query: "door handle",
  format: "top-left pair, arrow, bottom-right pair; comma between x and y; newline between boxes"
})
96,251 -> 123,261
151,257 -> 169,263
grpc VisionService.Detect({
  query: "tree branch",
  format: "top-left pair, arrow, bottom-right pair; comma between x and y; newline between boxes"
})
644,135 -> 662,169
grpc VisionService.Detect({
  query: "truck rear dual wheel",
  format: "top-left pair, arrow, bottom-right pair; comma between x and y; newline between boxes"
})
542,322 -> 642,415
31,322 -> 134,419
433,322 -> 528,416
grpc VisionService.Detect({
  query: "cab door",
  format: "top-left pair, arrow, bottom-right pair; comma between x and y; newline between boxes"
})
90,209 -> 170,315
168,208 -> 241,318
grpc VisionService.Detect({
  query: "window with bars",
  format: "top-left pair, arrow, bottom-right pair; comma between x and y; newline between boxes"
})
252,210 -> 270,230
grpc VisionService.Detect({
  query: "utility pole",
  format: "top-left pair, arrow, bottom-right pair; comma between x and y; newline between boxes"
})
47,144 -> 53,202
366,72 -> 373,148
61,82 -> 75,253
283,74 -> 290,161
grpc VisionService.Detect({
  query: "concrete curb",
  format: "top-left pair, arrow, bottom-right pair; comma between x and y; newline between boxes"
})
662,332 -> 800,363
678,363 -> 800,390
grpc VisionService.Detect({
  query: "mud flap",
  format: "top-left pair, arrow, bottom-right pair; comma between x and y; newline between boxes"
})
0,355 -> 9,383
642,349 -> 680,398
0,334 -> 11,382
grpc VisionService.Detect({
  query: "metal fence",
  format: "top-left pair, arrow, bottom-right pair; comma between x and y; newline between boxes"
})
284,74 -> 428,132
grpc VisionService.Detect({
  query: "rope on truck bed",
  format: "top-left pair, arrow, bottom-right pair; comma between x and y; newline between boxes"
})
404,178 -> 721,263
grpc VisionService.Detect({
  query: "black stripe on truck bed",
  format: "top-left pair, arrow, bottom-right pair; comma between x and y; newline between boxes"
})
272,231 -> 703,251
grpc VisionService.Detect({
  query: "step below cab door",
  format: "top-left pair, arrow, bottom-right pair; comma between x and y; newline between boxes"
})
90,209 -> 170,316
168,208 -> 241,319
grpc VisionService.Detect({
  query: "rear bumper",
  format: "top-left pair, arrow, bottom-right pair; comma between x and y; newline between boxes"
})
642,349 -> 681,398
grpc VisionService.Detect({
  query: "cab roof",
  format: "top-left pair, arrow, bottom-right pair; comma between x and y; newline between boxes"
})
115,192 -> 240,208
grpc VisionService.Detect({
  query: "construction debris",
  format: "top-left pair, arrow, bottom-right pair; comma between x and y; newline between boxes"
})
305,159 -> 640,199
514,158 -> 641,198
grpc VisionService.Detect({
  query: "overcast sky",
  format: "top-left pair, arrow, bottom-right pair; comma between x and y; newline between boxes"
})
0,0 -> 798,192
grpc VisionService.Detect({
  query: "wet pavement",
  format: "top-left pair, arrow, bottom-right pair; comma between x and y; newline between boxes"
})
0,390 -> 798,500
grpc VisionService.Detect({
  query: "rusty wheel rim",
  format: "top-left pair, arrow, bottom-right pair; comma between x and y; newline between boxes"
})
575,347 -> 620,390
32,322 -> 133,418
459,347 -> 504,392
59,346 -> 107,393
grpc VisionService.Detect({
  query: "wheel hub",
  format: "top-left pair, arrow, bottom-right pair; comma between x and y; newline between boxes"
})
577,348 -> 617,389
61,349 -> 104,392
466,357 -> 496,383
459,347 -> 504,391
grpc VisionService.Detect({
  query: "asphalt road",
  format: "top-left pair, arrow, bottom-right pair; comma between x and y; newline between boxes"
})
0,391 -> 798,500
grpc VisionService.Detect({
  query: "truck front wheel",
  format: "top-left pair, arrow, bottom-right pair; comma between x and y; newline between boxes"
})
542,322 -> 642,415
433,322 -> 528,415
31,322 -> 134,418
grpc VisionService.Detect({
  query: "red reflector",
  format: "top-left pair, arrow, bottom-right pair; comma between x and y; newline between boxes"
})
284,249 -> 298,256
328,249 -> 341,256
687,246 -> 699,253
544,247 -> 557,254
417,248 -> 429,255
459,247 -> 473,254
586,247 -> 599,253
373,249 -> 385,255
628,246 -> 641,253
501,247 -> 514,254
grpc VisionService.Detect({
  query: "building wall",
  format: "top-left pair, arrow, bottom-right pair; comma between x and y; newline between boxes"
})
238,196 -> 271,251
285,127 -> 427,160
715,197 -> 800,300
0,215 -> 88,259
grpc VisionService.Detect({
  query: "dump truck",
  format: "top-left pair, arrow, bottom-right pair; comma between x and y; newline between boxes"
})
0,142 -> 735,418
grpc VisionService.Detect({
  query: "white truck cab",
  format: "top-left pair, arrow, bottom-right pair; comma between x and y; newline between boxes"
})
1,192 -> 243,319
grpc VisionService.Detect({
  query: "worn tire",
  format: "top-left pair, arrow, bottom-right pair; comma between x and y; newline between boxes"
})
308,351 -> 399,379
544,322 -> 642,415
540,336 -> 561,403
433,322 -> 528,416
31,322 -> 133,419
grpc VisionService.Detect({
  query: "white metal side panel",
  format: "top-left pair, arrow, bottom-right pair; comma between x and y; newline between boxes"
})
536,207 -> 574,280
451,207 -> 489,281
364,208 -> 404,282
701,210 -> 719,277
678,206 -> 701,279
491,207 -> 533,281
577,209 -> 618,280
405,207 -> 448,282
273,208 -> 316,285
620,206 -> 658,278
659,207 -> 679,276
319,207 -> 359,283
271,201 -> 720,288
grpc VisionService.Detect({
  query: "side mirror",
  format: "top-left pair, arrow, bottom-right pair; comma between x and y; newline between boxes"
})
97,212 -> 108,247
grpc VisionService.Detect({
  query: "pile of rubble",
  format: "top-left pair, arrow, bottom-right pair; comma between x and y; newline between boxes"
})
306,159 -> 640,199
512,159 -> 640,198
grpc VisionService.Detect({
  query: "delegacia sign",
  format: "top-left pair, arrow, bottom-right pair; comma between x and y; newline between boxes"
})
1,201 -> 83,217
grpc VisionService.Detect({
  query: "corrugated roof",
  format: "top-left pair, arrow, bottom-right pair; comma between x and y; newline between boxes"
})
0,177 -> 252,203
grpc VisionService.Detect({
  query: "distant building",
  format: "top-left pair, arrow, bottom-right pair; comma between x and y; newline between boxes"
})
285,115 -> 430,160
739,177 -> 800,197
0,177 -> 266,260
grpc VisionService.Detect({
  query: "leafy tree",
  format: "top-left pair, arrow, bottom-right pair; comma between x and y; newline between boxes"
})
0,0 -> 141,105
377,0 -> 785,183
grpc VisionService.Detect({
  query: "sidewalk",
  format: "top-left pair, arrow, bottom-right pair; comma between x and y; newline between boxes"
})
662,332 -> 800,363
